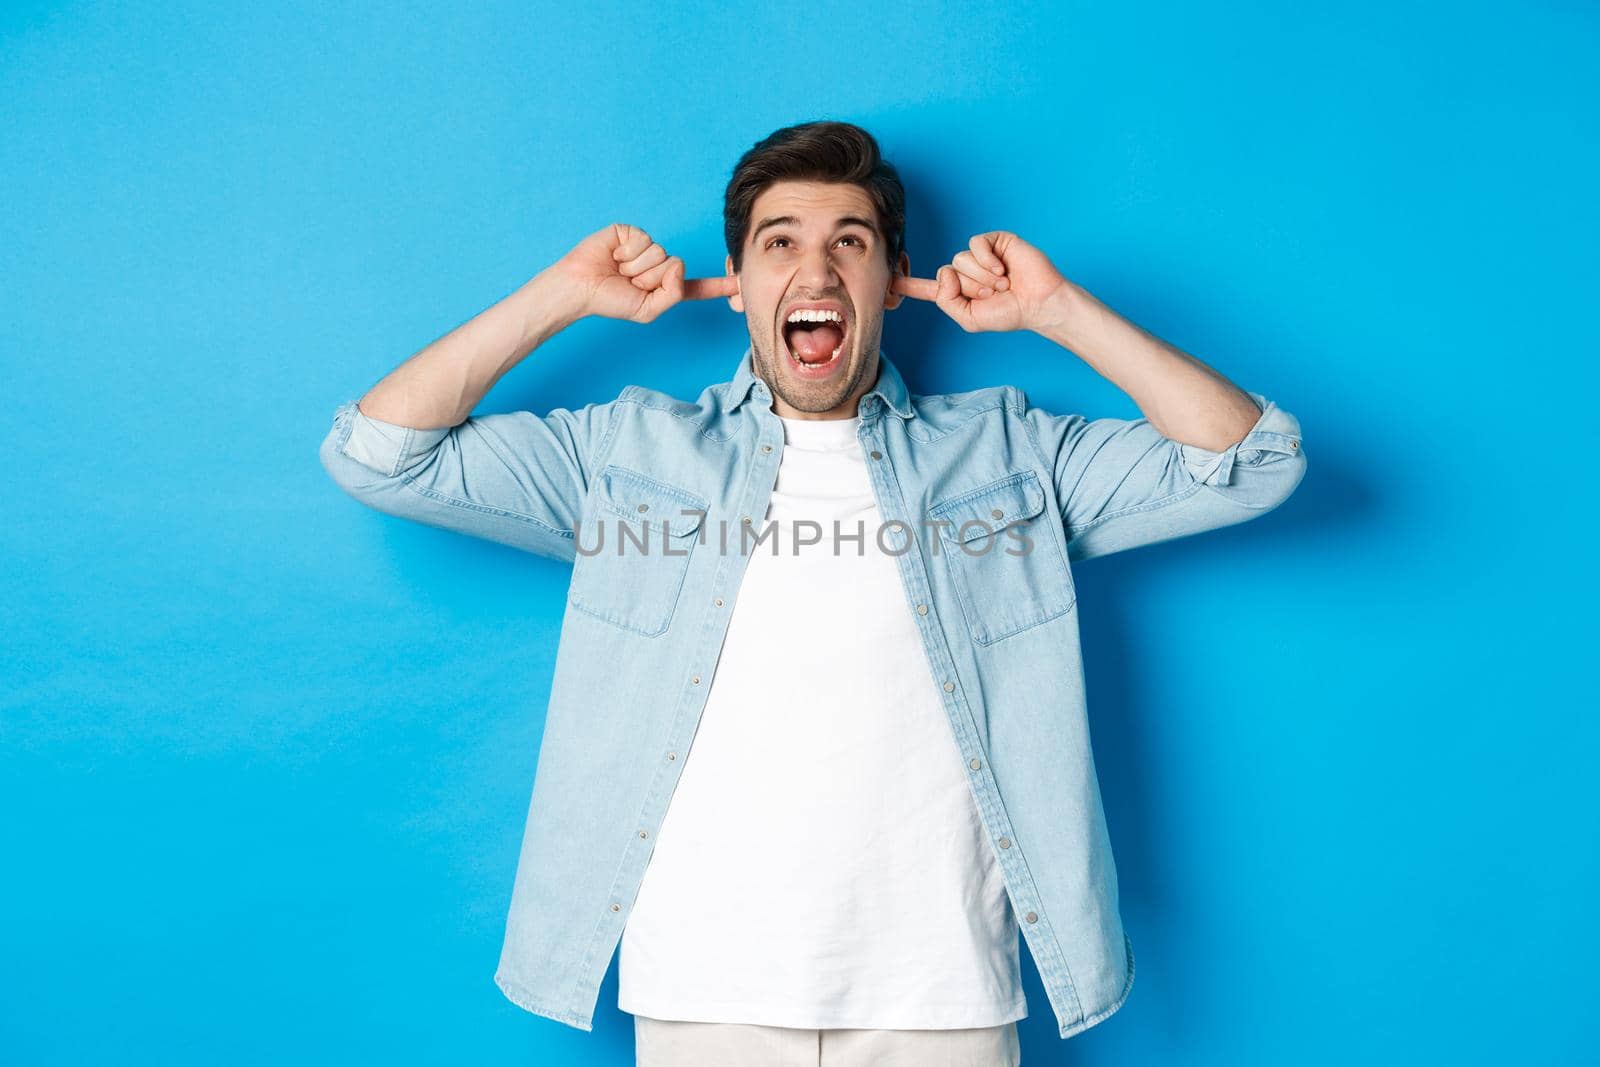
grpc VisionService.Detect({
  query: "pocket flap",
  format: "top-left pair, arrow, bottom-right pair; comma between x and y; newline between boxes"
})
594,465 -> 706,537
929,470 -> 1047,545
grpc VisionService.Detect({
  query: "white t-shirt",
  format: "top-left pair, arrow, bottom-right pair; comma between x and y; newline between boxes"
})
617,412 -> 1026,1030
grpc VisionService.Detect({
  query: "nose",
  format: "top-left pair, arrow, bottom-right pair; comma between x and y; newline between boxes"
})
793,241 -> 842,291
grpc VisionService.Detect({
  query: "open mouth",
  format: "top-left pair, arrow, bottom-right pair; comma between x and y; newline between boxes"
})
781,307 -> 848,377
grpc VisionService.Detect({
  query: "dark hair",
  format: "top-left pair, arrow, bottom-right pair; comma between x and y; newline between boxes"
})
723,120 -> 906,273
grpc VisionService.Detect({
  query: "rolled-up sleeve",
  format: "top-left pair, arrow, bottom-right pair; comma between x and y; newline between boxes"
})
1016,387 -> 1306,563
318,393 -> 625,564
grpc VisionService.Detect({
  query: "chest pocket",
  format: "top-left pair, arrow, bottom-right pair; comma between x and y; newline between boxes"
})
567,464 -> 706,637
927,469 -> 1075,645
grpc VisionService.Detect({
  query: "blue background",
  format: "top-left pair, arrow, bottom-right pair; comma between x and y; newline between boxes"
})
4,1 -> 1594,1063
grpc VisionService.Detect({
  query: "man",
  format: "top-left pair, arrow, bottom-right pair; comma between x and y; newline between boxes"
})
319,120 -> 1306,1066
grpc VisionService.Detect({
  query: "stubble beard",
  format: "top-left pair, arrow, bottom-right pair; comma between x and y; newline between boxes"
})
750,321 -> 877,417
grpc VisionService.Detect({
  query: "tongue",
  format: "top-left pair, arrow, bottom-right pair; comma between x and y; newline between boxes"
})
788,323 -> 844,364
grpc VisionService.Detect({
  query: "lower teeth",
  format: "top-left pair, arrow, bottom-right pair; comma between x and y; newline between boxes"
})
795,346 -> 841,367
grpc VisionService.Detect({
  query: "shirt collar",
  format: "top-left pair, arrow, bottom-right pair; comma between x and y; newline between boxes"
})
722,345 -> 915,421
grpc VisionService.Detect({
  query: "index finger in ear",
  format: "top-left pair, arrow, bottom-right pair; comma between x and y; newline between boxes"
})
891,273 -> 941,301
682,274 -> 740,300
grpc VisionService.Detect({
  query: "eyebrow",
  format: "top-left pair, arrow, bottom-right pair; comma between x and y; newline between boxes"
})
751,215 -> 880,244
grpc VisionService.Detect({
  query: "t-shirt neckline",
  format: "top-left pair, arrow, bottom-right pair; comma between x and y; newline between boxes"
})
777,413 -> 860,451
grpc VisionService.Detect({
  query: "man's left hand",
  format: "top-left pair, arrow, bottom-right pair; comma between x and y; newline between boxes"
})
891,231 -> 1068,334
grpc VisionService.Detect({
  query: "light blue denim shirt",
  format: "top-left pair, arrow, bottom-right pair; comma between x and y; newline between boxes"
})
318,346 -> 1306,1039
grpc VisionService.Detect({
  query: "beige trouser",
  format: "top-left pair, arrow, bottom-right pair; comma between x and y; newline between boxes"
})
633,1015 -> 1023,1066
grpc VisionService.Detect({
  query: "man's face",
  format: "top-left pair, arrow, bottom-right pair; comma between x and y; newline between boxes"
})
725,180 -> 910,420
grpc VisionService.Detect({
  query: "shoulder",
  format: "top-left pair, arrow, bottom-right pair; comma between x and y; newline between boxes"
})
903,383 -> 1023,438
608,381 -> 737,445
607,379 -> 1033,433
615,382 -> 716,420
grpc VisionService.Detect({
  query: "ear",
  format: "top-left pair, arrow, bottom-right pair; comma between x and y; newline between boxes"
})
884,250 -> 912,311
725,255 -> 744,313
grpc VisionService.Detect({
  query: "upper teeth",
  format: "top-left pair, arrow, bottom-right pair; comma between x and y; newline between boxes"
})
786,308 -> 843,324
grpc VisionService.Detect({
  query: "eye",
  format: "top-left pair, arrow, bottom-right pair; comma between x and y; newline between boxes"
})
765,234 -> 866,251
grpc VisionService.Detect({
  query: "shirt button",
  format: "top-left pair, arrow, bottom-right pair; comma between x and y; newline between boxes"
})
943,680 -> 955,692
638,503 -> 649,513
667,751 -> 677,760
638,830 -> 648,839
691,674 -> 701,684
916,603 -> 928,615
742,516 -> 752,525
761,444 -> 773,453
991,508 -> 1003,519
714,596 -> 724,607
1024,911 -> 1037,924
870,450 -> 882,460
998,836 -> 1011,849
969,757 -> 981,770
611,903 -> 621,912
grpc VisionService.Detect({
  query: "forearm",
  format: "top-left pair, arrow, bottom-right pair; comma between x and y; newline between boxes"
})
358,267 -> 585,429
1030,281 -> 1261,452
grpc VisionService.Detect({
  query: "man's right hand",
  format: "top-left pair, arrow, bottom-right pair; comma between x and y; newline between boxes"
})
543,223 -> 738,324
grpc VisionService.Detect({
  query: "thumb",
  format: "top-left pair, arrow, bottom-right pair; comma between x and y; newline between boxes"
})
936,265 -> 963,309
935,266 -> 974,330
642,257 -> 684,321
662,256 -> 686,302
